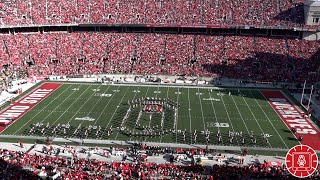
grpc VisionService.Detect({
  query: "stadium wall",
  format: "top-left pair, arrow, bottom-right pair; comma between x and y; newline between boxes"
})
304,0 -> 320,26
303,31 -> 320,40
0,24 -> 303,39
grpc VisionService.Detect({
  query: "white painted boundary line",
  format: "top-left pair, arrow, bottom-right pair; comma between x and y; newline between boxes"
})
29,110 -> 114,115
240,90 -> 273,148
250,90 -> 288,148
61,81 -> 276,90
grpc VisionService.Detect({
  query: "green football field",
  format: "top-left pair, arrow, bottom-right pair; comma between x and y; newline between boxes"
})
1,82 -> 301,149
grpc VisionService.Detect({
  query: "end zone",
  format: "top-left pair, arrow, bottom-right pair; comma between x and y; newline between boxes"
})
0,83 -> 62,132
261,90 -> 320,151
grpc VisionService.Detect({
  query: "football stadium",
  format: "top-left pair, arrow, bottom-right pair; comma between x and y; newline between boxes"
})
0,0 -> 319,179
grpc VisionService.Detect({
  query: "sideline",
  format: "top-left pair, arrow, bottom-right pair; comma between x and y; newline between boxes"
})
0,134 -> 300,152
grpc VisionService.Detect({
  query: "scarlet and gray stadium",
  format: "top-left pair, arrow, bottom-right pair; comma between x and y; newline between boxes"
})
0,0 -> 319,179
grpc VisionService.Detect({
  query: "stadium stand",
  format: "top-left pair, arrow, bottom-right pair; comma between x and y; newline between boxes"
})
0,145 -> 319,179
0,32 -> 319,83
0,0 -> 310,28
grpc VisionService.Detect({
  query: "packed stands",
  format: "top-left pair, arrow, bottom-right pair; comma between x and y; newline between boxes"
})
0,0 -> 308,28
0,144 -> 319,179
0,32 -> 319,83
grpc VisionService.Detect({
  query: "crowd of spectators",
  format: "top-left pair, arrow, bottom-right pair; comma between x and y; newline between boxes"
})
0,0 -> 310,28
0,144 -> 319,180
1,32 -> 320,83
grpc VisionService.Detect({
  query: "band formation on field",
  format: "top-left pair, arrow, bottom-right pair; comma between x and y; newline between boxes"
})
1,82 -> 319,151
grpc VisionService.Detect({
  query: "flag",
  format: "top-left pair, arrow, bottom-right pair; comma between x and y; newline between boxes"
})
267,161 -> 282,167
307,85 -> 314,111
300,80 -> 306,104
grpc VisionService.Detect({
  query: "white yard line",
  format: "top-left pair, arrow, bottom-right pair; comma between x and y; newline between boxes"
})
229,91 -> 251,135
122,86 -> 140,127
29,110 -> 114,115
49,85 -> 93,126
36,85 -> 83,125
147,86 -> 160,128
187,88 -> 193,144
102,86 -> 130,140
13,84 -> 74,135
160,87 -> 170,143
249,90 -> 288,148
143,86 -> 161,142
76,85 -> 111,127
129,87 -> 150,141
175,87 -> 180,143
197,88 -> 207,134
208,90 -> 224,145
110,83 -> 241,89
63,81 -> 270,90
90,86 -> 121,134
53,84 -> 105,138
240,90 -> 273,148
218,89 -> 240,146
114,86 -> 140,139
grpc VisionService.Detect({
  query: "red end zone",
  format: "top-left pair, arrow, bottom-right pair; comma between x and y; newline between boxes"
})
0,83 -> 61,132
261,90 -> 320,151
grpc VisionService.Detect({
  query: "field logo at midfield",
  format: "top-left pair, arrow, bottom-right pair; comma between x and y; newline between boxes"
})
285,145 -> 318,178
75,117 -> 95,121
